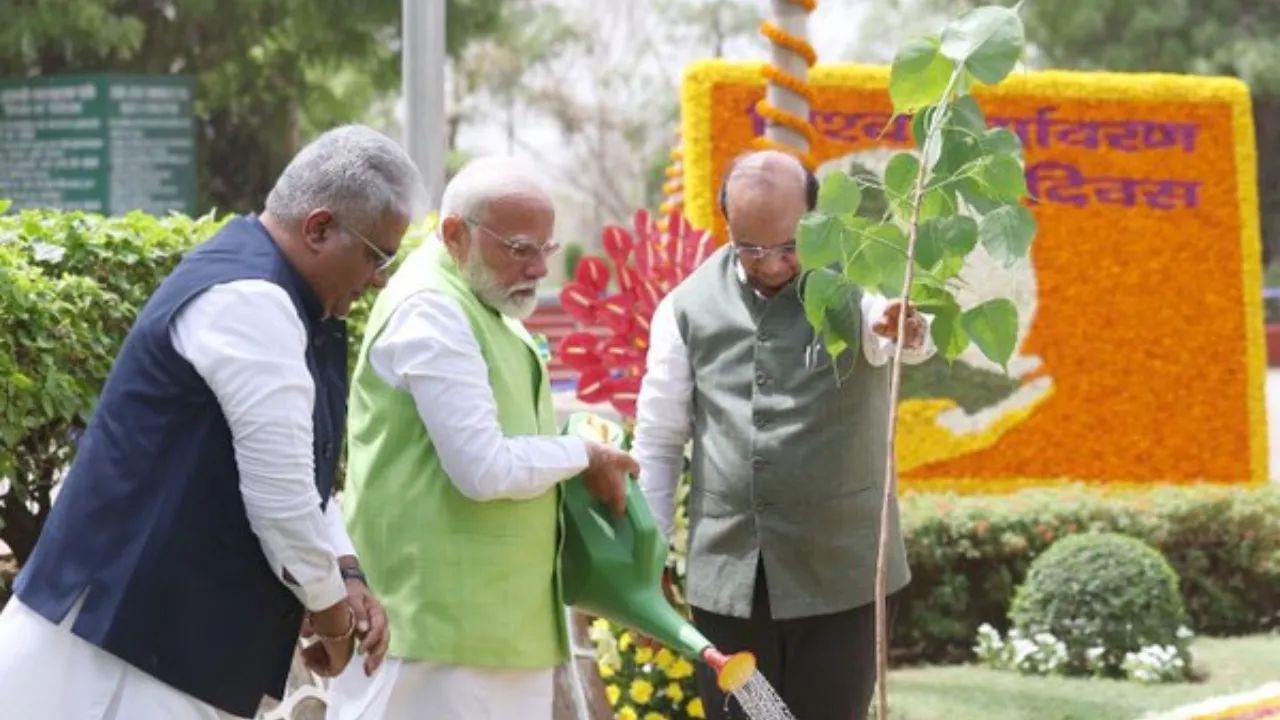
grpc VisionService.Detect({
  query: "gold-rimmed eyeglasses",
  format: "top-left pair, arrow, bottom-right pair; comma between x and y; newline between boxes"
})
464,216 -> 561,262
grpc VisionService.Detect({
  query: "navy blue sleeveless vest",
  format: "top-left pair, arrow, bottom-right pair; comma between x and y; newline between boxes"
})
14,216 -> 348,717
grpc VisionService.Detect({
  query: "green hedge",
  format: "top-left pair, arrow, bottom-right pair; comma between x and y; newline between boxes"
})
594,482 -> 1280,718
0,206 -> 434,579
895,483 -> 1280,661
1,207 -> 228,568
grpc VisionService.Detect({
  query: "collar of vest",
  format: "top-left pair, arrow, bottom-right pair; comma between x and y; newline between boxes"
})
244,215 -> 326,322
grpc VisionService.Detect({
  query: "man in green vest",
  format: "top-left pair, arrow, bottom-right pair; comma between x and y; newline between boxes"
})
633,149 -> 935,720
325,156 -> 638,719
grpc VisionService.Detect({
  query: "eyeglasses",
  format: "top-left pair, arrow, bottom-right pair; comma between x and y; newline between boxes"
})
730,239 -> 797,260
465,216 -> 560,262
339,222 -> 396,273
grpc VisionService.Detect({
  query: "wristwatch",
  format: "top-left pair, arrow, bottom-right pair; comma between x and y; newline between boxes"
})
340,566 -> 367,586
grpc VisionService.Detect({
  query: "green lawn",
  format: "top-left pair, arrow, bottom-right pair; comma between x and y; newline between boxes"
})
878,635 -> 1280,720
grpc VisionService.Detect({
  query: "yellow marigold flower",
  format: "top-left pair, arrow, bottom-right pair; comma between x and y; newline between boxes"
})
688,697 -> 705,718
634,646 -> 654,665
629,678 -> 655,704
597,661 -> 615,679
619,631 -> 634,651
666,681 -> 685,702
618,706 -> 638,720
668,658 -> 695,679
606,684 -> 621,706
655,648 -> 676,670
644,713 -> 667,720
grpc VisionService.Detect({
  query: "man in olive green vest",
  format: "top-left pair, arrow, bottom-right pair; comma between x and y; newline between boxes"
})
325,157 -> 638,720
633,150 -> 935,720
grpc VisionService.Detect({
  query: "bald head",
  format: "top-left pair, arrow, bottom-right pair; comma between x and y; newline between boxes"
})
721,150 -> 811,295
721,149 -> 809,222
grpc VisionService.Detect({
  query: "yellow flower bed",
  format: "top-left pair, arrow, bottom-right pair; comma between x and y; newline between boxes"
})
678,59 -> 1267,492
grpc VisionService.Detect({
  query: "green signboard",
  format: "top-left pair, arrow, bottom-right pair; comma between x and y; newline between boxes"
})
0,73 -> 196,216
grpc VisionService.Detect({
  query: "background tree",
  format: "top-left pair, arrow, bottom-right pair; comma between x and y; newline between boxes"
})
0,0 -> 510,214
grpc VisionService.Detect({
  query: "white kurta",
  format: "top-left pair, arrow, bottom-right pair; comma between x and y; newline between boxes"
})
632,264 -> 936,540
325,289 -> 590,720
0,279 -> 358,719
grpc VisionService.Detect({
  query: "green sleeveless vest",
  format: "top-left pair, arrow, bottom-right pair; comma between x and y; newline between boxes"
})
342,240 -> 567,668
670,247 -> 911,620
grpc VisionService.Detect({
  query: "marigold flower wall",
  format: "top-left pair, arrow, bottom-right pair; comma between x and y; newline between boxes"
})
679,59 -> 1268,492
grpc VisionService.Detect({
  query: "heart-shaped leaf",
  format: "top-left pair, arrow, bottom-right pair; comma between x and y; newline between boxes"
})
557,332 -> 603,371
818,171 -> 862,216
607,374 -> 641,416
916,215 -> 978,279
574,256 -> 611,294
961,298 -> 1019,370
796,212 -> 844,270
889,36 -> 957,116
939,5 -> 1025,85
979,204 -> 1037,268
576,366 -> 612,404
930,303 -> 970,362
602,225 -> 633,263
598,292 -> 635,333
559,281 -> 600,324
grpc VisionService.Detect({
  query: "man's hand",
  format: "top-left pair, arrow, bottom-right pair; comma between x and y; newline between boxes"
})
299,601 -> 356,677
344,575 -> 390,676
872,300 -> 927,350
582,441 -> 638,517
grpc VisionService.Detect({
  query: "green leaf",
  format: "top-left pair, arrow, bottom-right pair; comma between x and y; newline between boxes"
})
930,303 -> 970,362
884,152 -> 922,222
796,212 -> 844,270
979,204 -> 1037,268
961,298 -> 1019,370
910,281 -> 959,315
939,6 -> 1025,85
977,154 -> 1028,201
846,224 -> 908,297
889,37 -> 957,116
956,176 -> 1003,216
0,199 -> 11,214
801,268 -> 858,359
916,216 -> 978,278
979,127 -> 1024,159
817,172 -> 862,216
950,95 -> 987,135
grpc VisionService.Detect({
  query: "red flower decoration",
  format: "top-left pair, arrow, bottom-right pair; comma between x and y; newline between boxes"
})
555,209 -> 714,416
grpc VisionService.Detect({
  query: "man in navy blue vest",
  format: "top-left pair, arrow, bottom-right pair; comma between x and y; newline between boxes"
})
0,124 -> 426,719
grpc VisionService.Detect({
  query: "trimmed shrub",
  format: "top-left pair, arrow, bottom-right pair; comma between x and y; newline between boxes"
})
1004,532 -> 1191,680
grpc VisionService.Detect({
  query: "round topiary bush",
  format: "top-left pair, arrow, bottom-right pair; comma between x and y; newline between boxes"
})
1006,532 -> 1193,681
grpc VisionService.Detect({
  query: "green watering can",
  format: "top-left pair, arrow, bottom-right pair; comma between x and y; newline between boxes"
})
558,412 -> 756,693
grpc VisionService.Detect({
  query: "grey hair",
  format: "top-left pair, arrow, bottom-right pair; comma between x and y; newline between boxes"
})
265,124 -> 427,230
439,155 -> 552,225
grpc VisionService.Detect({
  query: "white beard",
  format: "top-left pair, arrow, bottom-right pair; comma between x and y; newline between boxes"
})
463,245 -> 539,319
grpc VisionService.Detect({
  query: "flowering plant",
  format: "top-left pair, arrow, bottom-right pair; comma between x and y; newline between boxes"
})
590,619 -> 706,719
556,209 -> 714,416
